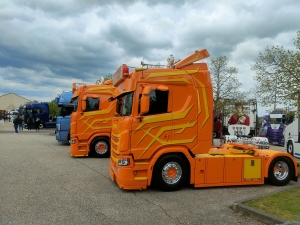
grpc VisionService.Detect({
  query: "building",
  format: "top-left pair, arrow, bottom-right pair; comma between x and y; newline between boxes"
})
0,93 -> 30,111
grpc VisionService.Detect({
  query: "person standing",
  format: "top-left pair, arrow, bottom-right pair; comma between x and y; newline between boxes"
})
27,115 -> 34,130
35,117 -> 41,132
13,117 -> 19,134
18,114 -> 24,131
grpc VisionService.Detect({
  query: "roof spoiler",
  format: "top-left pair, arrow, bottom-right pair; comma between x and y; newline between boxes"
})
175,49 -> 210,69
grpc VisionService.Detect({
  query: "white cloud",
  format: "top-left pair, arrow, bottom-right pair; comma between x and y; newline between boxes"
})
0,0 -> 299,116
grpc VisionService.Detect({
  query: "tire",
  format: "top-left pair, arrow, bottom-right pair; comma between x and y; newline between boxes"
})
287,141 -> 294,156
267,157 -> 294,186
213,131 -> 218,138
67,132 -> 71,145
39,123 -> 44,129
89,137 -> 110,158
153,154 -> 188,192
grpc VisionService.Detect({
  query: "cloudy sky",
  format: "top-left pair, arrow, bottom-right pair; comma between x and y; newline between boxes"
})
0,0 -> 299,115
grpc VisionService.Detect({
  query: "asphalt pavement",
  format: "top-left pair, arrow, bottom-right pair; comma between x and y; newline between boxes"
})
1,121 -> 299,225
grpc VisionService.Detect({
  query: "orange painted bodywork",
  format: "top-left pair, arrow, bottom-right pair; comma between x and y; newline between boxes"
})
109,49 -> 298,190
70,83 -> 116,157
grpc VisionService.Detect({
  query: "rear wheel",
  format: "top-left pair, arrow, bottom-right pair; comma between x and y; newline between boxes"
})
39,123 -> 44,129
153,154 -> 188,192
287,141 -> 294,156
89,137 -> 110,158
213,131 -> 218,138
268,157 -> 293,186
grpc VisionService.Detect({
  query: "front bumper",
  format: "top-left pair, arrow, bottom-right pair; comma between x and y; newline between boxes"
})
109,157 -> 148,190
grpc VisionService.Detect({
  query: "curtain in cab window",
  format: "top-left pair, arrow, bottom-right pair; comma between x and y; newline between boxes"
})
85,97 -> 100,112
139,90 -> 169,115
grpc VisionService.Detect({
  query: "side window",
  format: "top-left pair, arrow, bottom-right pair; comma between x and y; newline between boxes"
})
139,90 -> 169,116
85,97 -> 100,112
38,108 -> 44,114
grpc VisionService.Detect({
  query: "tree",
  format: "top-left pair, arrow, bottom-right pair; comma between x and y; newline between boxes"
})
252,30 -> 300,116
48,100 -> 59,117
208,56 -> 247,116
96,74 -> 113,84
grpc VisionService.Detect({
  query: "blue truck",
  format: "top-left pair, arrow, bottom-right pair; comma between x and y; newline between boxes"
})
24,102 -> 56,129
55,91 -> 74,143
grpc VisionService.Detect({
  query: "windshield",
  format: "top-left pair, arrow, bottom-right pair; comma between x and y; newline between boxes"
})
58,105 -> 74,116
270,118 -> 282,124
71,97 -> 78,112
116,92 -> 134,116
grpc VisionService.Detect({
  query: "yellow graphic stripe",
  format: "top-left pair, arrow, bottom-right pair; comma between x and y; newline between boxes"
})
152,78 -> 191,84
134,177 -> 147,181
111,138 -> 118,146
87,86 -> 114,92
80,117 -> 113,136
112,130 -> 129,138
136,126 -> 159,146
195,88 -> 201,115
138,120 -> 197,158
186,69 -> 199,74
135,162 -> 149,165
133,104 -> 194,132
79,106 -> 115,120
111,146 -> 119,154
111,154 -> 117,162
193,77 -> 209,129
174,119 -> 197,134
146,70 -> 198,80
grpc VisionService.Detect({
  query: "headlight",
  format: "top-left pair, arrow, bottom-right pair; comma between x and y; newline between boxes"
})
70,139 -> 76,144
118,158 -> 130,166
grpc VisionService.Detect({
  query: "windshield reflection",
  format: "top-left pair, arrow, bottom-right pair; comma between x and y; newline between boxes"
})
116,92 -> 133,116
71,97 -> 78,112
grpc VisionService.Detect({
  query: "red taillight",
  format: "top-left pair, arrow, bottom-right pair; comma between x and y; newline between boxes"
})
123,67 -> 129,76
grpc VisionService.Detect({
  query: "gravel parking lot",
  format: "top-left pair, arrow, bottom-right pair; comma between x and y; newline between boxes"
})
0,121 -> 298,225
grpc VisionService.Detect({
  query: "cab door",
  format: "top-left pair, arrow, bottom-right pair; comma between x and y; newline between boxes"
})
130,84 -> 173,160
76,95 -> 100,141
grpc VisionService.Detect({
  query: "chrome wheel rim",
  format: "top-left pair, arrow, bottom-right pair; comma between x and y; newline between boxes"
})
162,162 -> 182,184
95,141 -> 108,155
287,144 -> 293,154
273,161 -> 289,181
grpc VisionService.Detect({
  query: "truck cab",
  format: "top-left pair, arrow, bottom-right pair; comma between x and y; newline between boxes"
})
109,49 -> 298,192
285,108 -> 300,158
24,102 -> 56,129
266,112 -> 286,146
55,91 -> 73,143
70,82 -> 116,157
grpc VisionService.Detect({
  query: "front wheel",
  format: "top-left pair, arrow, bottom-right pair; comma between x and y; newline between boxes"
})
89,137 -> 110,158
39,123 -> 44,129
267,157 -> 294,186
287,141 -> 294,156
67,132 -> 71,145
153,154 -> 188,192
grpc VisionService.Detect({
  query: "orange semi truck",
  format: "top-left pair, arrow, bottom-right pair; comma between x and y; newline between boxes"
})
109,49 -> 298,191
70,82 -> 116,157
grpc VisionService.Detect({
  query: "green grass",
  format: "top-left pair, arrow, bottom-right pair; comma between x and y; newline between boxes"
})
244,166 -> 300,222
